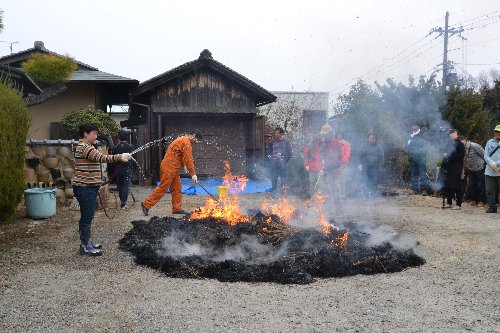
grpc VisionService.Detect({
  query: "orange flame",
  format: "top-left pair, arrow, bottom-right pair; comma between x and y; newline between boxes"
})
308,192 -> 337,235
334,229 -> 349,248
189,161 -> 249,225
222,160 -> 248,194
261,197 -> 296,222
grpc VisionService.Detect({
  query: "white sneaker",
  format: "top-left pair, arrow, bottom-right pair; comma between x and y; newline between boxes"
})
450,205 -> 462,210
443,204 -> 453,209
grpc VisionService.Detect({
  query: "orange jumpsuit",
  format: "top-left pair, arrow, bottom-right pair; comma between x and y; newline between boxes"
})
143,136 -> 196,213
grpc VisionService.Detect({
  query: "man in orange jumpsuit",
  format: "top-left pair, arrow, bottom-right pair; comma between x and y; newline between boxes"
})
141,130 -> 203,216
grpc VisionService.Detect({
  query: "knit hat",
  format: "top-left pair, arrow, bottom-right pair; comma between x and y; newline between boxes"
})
494,125 -> 500,132
319,124 -> 333,135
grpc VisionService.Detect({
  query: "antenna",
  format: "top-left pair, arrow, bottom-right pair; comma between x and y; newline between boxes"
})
0,41 -> 19,54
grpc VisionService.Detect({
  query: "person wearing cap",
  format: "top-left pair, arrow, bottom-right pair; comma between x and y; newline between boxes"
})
111,130 -> 135,209
141,130 -> 202,216
304,124 -> 341,197
268,127 -> 292,195
441,129 -> 465,209
483,125 -> 500,213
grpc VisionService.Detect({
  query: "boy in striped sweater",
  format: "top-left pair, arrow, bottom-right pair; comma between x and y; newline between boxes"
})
73,124 -> 132,256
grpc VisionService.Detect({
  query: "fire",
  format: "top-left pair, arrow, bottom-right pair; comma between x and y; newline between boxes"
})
189,161 -> 249,225
261,197 -> 296,222
222,160 -> 248,194
307,192 -> 337,235
335,229 -> 349,248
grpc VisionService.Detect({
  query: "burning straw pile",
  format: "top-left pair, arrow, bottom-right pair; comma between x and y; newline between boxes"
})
120,162 -> 424,284
120,213 -> 425,285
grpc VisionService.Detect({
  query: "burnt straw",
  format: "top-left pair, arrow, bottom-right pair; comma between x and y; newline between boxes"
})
119,213 -> 425,285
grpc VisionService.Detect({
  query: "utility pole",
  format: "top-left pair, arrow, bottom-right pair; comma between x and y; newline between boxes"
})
443,12 -> 449,91
429,11 -> 464,92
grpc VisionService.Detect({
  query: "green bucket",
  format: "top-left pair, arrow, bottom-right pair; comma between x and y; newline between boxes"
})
24,188 -> 56,219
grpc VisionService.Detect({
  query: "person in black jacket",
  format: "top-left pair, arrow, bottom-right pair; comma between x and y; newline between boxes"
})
442,129 -> 466,209
357,133 -> 384,197
111,130 -> 135,208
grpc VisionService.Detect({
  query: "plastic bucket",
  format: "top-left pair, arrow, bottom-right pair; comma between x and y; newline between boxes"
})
217,185 -> 228,197
24,188 -> 56,219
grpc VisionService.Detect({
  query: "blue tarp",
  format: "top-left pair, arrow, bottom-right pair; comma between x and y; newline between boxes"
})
178,178 -> 271,195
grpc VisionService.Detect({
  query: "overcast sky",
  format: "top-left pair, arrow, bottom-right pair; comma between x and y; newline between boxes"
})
1,0 -> 500,100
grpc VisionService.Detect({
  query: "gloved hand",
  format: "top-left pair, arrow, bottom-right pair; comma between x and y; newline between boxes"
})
357,164 -> 363,172
305,166 -> 310,172
491,162 -> 498,170
121,153 -> 132,162
192,175 -> 198,183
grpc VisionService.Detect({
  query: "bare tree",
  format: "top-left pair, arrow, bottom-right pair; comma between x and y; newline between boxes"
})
0,9 -> 4,33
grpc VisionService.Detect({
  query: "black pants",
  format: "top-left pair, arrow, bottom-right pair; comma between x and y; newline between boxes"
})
446,187 -> 463,207
270,162 -> 287,192
466,170 -> 486,203
485,175 -> 500,209
116,167 -> 132,206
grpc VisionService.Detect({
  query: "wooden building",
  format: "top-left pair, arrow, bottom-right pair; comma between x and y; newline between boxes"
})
125,49 -> 276,182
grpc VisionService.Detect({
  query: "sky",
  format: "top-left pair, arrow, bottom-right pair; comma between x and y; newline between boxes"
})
1,0 -> 500,101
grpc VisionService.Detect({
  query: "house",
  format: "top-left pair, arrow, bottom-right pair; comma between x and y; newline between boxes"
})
0,41 -> 139,139
257,91 -> 329,140
126,49 -> 276,181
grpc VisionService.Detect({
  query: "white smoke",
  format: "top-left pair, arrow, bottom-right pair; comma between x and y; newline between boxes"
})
214,234 -> 275,262
365,225 -> 418,251
156,230 -> 208,259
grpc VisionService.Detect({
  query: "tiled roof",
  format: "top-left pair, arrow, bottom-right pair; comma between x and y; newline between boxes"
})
70,70 -> 137,82
134,49 -> 276,107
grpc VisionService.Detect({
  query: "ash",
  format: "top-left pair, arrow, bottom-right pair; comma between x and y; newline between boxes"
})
119,213 -> 425,284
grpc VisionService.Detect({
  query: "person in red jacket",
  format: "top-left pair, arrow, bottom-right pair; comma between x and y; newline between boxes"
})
141,131 -> 202,216
337,131 -> 351,198
304,133 -> 324,196
304,124 -> 342,202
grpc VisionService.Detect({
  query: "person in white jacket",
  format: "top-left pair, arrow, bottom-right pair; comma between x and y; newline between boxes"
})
483,125 -> 500,213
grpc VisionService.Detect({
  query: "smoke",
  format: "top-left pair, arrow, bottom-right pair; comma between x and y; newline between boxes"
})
156,230 -> 207,259
364,225 -> 418,251
156,231 -> 281,263
214,234 -> 275,262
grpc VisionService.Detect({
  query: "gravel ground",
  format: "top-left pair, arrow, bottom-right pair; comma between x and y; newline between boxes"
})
0,186 -> 499,333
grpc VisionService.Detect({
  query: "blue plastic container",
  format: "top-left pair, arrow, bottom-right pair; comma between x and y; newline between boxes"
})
24,188 -> 56,219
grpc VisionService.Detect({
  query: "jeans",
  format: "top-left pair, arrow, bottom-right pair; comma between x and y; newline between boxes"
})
116,166 -> 132,205
485,175 -> 500,209
466,170 -> 486,203
270,161 -> 287,192
409,159 -> 428,193
73,186 -> 99,245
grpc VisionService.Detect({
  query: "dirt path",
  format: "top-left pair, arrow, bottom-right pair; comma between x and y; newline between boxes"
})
0,187 -> 499,332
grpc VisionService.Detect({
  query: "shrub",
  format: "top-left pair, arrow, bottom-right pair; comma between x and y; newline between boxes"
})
61,106 -> 120,137
0,77 -> 30,223
21,54 -> 77,87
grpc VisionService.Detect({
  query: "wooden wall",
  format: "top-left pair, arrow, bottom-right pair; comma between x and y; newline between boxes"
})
156,114 -> 254,178
150,68 -> 256,114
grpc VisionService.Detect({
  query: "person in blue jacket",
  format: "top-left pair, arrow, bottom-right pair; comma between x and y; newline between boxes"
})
483,124 -> 500,213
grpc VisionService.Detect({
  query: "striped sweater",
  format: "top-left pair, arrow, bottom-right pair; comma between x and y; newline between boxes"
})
73,140 -> 121,186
